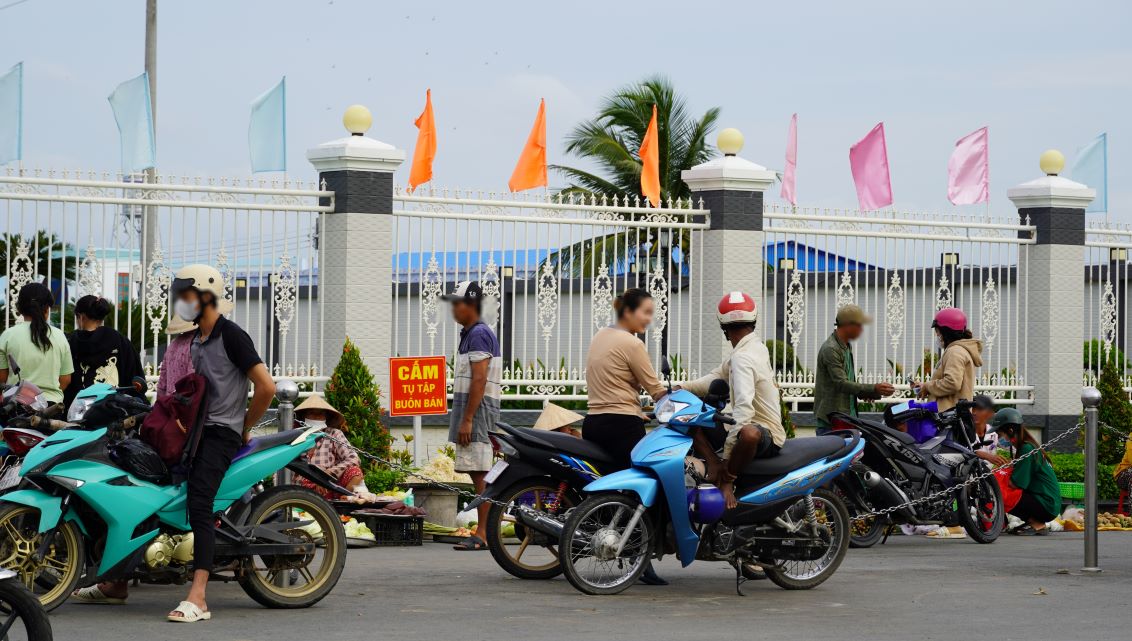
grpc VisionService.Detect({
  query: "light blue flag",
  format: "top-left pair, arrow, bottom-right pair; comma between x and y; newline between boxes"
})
107,72 -> 156,174
0,62 -> 22,165
249,77 -> 286,173
1070,133 -> 1107,214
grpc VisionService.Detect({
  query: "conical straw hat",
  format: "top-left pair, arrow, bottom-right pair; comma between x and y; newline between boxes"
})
533,402 -> 584,431
295,394 -> 345,429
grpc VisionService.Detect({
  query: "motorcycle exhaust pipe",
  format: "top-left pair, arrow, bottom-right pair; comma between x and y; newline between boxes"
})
514,507 -> 566,539
866,477 -> 917,519
861,471 -> 883,488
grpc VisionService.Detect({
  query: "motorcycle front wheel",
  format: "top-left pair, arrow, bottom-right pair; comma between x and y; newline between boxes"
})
0,504 -> 84,611
958,473 -> 1004,543
764,488 -> 850,590
237,486 -> 347,608
0,577 -> 52,641
558,493 -> 654,596
485,478 -> 576,580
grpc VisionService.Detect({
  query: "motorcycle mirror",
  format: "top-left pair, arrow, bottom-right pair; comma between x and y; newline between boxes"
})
707,379 -> 729,398
130,376 -> 147,394
660,357 -> 672,379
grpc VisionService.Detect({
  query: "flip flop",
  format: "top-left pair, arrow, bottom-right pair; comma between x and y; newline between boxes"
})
71,585 -> 127,605
452,536 -> 487,551
167,600 -> 211,623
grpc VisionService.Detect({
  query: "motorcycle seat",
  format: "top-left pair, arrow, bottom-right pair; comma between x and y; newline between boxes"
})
740,435 -> 846,477
498,424 -> 617,466
233,428 -> 308,462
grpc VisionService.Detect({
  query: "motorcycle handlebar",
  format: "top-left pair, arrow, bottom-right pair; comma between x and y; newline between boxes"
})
714,413 -> 737,425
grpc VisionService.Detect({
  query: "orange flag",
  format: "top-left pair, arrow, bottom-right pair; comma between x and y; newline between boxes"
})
508,99 -> 548,192
639,104 -> 660,207
408,89 -> 437,191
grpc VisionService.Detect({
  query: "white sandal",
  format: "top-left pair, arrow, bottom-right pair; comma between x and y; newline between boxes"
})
167,600 -> 211,623
71,585 -> 127,605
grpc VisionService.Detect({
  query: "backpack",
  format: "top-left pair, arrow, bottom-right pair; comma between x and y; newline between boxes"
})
140,372 -> 208,466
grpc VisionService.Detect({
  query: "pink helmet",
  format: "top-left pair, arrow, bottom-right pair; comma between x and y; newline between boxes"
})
933,307 -> 968,331
717,291 -> 758,326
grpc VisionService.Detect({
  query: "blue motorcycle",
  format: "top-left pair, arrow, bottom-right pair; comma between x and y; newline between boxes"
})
557,378 -> 864,595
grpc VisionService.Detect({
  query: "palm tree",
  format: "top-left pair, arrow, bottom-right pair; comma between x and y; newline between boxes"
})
552,75 -> 720,202
0,232 -> 77,284
545,76 -> 720,279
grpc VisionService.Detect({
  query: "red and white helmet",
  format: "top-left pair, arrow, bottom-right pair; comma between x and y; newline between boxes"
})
717,291 -> 757,326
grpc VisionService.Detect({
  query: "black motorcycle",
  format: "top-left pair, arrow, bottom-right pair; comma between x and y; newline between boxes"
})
0,568 -> 52,640
830,400 -> 1004,547
469,425 -> 620,579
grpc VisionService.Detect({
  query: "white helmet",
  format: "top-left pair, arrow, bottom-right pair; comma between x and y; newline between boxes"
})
171,264 -> 225,301
716,291 -> 757,326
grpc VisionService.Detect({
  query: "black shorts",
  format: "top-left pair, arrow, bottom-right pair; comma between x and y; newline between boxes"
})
582,413 -> 646,469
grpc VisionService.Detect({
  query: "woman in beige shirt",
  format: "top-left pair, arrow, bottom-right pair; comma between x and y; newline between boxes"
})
583,288 -> 667,467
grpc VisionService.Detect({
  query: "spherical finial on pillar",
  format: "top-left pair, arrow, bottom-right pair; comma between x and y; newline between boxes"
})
1081,385 -> 1101,408
342,105 -> 373,136
275,378 -> 300,404
717,128 -> 744,156
1039,149 -> 1065,176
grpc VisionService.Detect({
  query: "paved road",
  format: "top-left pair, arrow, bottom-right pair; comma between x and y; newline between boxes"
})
49,532 -> 1132,641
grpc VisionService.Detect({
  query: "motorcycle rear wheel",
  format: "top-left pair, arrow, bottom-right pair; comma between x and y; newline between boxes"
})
237,487 -> 346,608
0,504 -> 84,612
485,478 -> 575,580
764,488 -> 850,590
958,473 -> 1004,544
558,493 -> 654,596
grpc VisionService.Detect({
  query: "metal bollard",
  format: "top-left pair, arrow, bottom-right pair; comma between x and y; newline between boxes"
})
274,379 -> 300,487
1081,386 -> 1101,574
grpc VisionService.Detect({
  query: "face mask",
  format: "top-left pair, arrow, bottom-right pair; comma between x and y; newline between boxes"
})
174,299 -> 200,322
935,334 -> 944,351
304,418 -> 327,430
997,436 -> 1013,449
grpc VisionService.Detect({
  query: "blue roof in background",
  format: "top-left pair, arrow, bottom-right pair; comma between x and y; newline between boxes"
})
393,249 -> 551,273
764,241 -> 876,272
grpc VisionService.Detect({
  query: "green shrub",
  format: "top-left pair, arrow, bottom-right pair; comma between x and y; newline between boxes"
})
1080,356 -> 1132,465
780,400 -> 796,439
1084,339 -> 1129,373
324,338 -> 393,475
1048,452 -> 1119,500
766,340 -> 801,373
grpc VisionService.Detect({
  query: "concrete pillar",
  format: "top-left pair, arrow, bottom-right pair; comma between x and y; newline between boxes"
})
681,129 -> 777,371
307,106 -> 405,395
1008,150 -> 1095,444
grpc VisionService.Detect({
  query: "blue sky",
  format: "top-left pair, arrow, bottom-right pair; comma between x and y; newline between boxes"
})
3,0 -> 1130,219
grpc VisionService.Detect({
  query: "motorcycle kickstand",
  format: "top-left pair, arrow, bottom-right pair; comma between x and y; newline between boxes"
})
735,564 -> 747,597
881,523 -> 892,546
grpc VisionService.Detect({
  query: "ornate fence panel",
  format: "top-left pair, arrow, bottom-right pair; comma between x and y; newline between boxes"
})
1084,222 -> 1132,398
390,187 -> 710,402
761,205 -> 1035,407
0,168 -> 333,389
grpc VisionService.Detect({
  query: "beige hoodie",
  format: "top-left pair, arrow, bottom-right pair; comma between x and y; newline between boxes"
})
920,338 -> 983,412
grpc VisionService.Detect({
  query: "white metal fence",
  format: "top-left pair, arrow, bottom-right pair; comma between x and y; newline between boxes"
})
0,168 -> 332,389
761,205 -> 1036,406
390,187 -> 710,401
1084,222 -> 1132,397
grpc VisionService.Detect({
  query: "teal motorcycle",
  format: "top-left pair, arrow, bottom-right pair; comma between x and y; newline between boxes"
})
0,382 -> 348,611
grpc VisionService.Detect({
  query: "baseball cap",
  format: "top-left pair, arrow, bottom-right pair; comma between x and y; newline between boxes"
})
441,280 -> 483,303
972,394 -> 995,411
835,304 -> 872,326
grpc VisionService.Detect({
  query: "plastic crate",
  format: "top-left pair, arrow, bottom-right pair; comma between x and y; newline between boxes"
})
356,514 -> 424,547
1059,481 -> 1085,501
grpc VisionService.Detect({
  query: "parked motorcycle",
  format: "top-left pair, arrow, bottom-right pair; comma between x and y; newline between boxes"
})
0,381 -> 349,611
0,381 -> 58,493
0,568 -> 52,640
466,423 -> 620,579
830,399 -> 1004,547
556,379 -> 864,595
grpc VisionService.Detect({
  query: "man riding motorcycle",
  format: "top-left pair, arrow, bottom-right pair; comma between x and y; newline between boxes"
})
681,292 -> 785,509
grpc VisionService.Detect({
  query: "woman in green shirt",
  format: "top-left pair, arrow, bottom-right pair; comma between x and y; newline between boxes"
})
0,283 -> 73,404
990,408 -> 1061,536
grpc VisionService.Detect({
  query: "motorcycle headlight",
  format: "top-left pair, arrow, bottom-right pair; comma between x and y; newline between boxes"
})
655,399 -> 689,424
67,397 -> 95,422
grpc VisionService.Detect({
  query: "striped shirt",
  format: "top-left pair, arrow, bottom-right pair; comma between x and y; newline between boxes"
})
448,322 -> 502,444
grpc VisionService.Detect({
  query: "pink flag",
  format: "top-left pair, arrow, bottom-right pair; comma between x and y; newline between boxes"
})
947,126 -> 989,205
780,113 -> 798,205
849,122 -> 893,211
